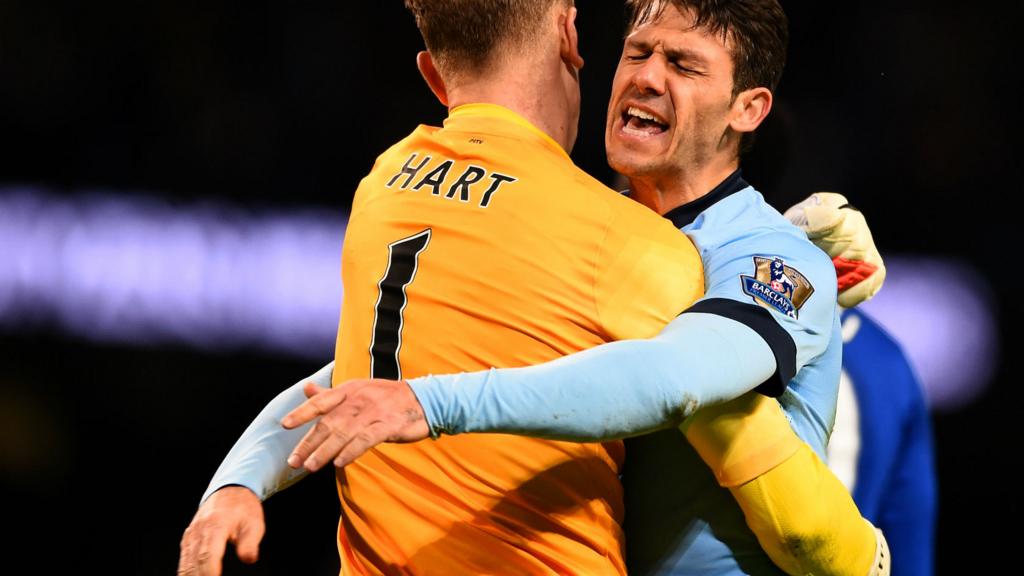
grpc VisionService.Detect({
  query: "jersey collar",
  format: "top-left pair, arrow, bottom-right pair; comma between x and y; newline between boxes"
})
444,103 -> 570,160
661,169 -> 749,228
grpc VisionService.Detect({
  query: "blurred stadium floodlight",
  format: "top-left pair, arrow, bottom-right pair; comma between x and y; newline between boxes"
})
860,256 -> 998,411
0,188 -> 997,411
0,188 -> 343,359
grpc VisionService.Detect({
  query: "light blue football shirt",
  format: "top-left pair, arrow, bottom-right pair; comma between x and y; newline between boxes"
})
621,171 -> 841,575
410,170 -> 842,574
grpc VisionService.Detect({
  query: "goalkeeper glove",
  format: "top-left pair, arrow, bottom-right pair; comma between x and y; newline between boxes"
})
784,192 -> 886,308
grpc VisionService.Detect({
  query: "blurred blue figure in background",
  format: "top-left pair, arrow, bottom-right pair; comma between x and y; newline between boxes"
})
829,307 -> 938,576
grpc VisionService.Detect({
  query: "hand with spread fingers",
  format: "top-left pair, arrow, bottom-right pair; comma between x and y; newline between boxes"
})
283,378 -> 430,471
784,192 -> 887,308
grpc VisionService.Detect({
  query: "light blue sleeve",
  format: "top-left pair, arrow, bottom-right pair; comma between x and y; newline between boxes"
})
407,314 -> 775,440
199,362 -> 334,504
408,222 -> 839,441
696,230 -> 838,373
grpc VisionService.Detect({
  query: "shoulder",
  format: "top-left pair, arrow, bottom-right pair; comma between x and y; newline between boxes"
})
841,309 -> 928,420
688,189 -> 807,250
586,185 -> 696,255
705,189 -> 809,242
844,309 -> 899,348
699,190 -> 835,291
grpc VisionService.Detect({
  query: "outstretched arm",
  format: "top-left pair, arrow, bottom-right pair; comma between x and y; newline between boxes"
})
280,312 -> 780,472
283,228 -> 840,469
178,362 -> 333,576
200,362 -> 333,503
411,311 -> 777,439
283,194 -> 885,470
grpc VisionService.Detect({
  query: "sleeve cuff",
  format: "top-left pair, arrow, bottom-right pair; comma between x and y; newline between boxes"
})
683,298 -> 796,397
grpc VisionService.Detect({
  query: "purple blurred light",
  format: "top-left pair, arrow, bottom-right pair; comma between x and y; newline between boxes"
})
1,188 -> 344,359
0,189 -> 999,410
861,256 -> 998,411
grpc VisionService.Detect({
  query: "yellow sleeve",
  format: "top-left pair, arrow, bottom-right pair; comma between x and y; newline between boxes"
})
680,393 -> 802,487
682,394 -> 879,575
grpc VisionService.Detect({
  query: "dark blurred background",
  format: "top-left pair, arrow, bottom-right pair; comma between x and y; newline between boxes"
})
0,1 -> 1017,573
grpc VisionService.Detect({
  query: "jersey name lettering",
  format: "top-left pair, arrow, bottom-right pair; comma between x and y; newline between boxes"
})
386,152 -> 517,208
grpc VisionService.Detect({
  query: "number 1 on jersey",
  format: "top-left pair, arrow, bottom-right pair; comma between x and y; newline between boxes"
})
370,229 -> 431,380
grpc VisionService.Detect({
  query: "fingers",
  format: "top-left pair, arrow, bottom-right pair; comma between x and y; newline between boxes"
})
333,425 -> 389,468
288,417 -> 351,471
178,519 -> 228,576
178,525 -> 199,575
303,381 -> 328,398
802,203 -> 847,240
178,487 -> 264,576
233,515 -> 266,565
285,378 -> 431,471
281,385 -> 345,429
196,522 -> 230,576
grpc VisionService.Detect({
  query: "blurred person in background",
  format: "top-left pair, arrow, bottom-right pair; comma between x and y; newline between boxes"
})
830,308 -> 938,575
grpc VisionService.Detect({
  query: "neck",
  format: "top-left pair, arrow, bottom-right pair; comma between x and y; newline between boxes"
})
446,54 -> 575,152
628,158 -> 740,215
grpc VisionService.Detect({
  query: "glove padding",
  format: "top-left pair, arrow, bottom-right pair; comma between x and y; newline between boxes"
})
869,526 -> 892,576
784,192 -> 886,308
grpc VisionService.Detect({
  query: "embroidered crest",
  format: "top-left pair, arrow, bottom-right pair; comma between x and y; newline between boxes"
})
740,257 -> 814,319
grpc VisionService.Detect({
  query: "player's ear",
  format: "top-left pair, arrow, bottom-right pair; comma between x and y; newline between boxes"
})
728,86 -> 772,135
559,6 -> 584,71
416,51 -> 449,106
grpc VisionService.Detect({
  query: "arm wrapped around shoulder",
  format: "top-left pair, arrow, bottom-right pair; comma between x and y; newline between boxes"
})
682,395 -> 886,575
730,443 -> 887,576
680,392 -> 802,487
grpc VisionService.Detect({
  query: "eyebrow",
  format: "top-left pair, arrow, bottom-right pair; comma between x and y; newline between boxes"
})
626,38 -> 710,67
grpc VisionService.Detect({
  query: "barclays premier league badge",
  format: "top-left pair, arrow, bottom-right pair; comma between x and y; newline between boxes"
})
740,257 -> 814,319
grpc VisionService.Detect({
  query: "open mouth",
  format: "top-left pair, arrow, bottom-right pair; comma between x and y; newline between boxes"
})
621,106 -> 669,137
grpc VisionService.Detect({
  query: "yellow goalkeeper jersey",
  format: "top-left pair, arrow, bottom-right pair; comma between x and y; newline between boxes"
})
333,103 -> 703,575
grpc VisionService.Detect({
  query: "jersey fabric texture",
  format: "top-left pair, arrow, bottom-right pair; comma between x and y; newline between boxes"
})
828,308 -> 937,576
333,104 -> 703,575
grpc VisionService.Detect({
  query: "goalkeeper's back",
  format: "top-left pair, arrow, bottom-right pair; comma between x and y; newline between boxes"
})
332,103 -> 703,575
